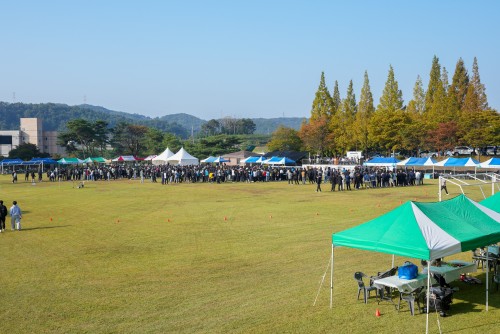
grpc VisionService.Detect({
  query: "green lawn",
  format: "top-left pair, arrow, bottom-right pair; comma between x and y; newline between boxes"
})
0,176 -> 498,333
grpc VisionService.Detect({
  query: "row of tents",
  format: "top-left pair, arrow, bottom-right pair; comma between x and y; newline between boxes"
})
364,157 -> 500,169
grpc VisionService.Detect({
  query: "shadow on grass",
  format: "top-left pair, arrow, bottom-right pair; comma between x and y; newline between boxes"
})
21,225 -> 72,231
446,321 -> 500,333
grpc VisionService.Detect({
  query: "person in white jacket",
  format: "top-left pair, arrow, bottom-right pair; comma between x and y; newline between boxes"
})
10,201 -> 22,231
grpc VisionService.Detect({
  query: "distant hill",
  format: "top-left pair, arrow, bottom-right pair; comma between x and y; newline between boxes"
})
252,117 -> 306,134
0,101 -> 307,137
158,113 -> 206,132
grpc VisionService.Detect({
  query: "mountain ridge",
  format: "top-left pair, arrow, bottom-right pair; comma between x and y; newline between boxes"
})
0,101 -> 306,137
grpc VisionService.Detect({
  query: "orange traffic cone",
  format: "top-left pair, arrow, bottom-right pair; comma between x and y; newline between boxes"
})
375,309 -> 381,317
224,216 -> 227,221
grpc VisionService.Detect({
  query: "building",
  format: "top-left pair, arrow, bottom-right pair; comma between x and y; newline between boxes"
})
0,118 -> 65,157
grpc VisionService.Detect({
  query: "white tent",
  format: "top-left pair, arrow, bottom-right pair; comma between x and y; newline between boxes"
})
152,147 -> 175,165
165,147 -> 199,166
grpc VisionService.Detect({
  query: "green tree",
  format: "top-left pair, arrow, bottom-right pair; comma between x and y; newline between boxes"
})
330,80 -> 357,154
8,143 -> 49,160
57,119 -> 103,157
267,126 -> 302,151
449,58 -> 469,114
162,133 -> 183,153
406,75 -> 425,114
370,65 -> 405,152
424,55 -> 442,113
93,120 -> 110,154
143,128 -> 165,155
111,123 -> 149,156
331,80 -> 341,115
376,65 -> 404,113
310,72 -> 334,121
471,57 -> 488,110
236,118 -> 256,135
201,119 -> 221,136
353,71 -> 374,152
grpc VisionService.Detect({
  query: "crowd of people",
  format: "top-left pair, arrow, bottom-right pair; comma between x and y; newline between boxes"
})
7,164 -> 427,191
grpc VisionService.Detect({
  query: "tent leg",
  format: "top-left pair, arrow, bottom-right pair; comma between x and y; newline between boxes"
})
392,254 -> 395,268
330,245 -> 334,309
486,251 -> 489,311
426,262 -> 430,334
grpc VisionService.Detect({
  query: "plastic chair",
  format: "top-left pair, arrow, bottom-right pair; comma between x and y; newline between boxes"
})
354,272 -> 378,303
398,286 -> 425,315
370,266 -> 399,301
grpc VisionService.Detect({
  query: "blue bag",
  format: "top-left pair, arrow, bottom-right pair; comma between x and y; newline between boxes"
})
398,261 -> 418,280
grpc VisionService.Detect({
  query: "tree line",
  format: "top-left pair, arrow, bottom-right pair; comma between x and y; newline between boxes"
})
268,56 -> 499,156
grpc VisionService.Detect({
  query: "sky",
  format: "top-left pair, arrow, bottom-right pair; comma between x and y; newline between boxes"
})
0,0 -> 498,120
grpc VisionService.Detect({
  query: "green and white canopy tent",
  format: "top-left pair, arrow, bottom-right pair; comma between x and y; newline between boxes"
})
330,195 -> 500,333
481,192 -> 500,213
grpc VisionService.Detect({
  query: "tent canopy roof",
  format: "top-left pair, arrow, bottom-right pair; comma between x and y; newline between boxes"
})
397,157 -> 436,166
434,157 -> 479,167
479,157 -> 500,169
481,192 -> 500,213
333,195 -> 500,260
166,147 -> 199,165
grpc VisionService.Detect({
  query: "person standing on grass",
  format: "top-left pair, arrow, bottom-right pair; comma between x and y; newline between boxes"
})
0,200 -> 7,232
316,169 -> 322,192
10,201 -> 22,231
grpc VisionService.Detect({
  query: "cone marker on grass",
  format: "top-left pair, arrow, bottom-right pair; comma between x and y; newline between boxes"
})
375,309 -> 381,317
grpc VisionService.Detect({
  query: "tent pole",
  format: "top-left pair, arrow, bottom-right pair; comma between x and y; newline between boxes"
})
330,244 -> 334,309
438,176 -> 442,202
486,251 -> 489,311
391,254 -> 395,268
426,261 -> 430,334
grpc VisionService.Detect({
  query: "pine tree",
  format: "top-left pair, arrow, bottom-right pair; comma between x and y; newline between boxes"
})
330,80 -> 357,154
331,80 -> 341,115
353,71 -> 374,152
406,75 -> 425,114
310,72 -> 334,121
471,57 -> 488,110
370,65 -> 407,153
376,65 -> 404,113
449,58 -> 469,113
424,55 -> 441,113
441,67 -> 449,95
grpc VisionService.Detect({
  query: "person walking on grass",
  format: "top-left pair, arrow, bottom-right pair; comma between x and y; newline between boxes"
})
10,201 -> 22,231
440,178 -> 449,195
0,200 -> 7,232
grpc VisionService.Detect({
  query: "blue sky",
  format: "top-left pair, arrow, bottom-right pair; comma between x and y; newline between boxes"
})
0,0 -> 498,120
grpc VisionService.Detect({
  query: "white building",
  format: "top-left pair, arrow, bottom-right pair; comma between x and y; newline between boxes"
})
0,118 -> 66,157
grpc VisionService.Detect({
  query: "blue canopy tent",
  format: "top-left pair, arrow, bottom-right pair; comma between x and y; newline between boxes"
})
242,156 -> 264,164
262,156 -> 296,165
479,157 -> 500,169
201,156 -> 216,163
213,156 -> 230,163
363,157 -> 400,168
434,157 -> 479,167
397,157 -> 436,167
30,158 -> 57,172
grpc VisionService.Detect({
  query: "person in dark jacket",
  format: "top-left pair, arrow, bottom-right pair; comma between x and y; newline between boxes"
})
0,200 -> 7,232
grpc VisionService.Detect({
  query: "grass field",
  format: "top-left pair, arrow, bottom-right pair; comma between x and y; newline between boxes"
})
0,175 -> 498,333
